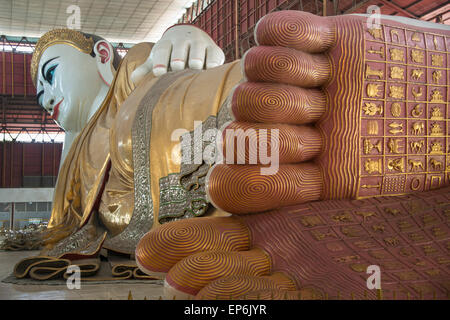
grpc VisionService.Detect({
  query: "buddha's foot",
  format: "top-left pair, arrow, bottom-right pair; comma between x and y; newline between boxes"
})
206,10 -> 450,214
136,11 -> 450,299
136,186 -> 450,299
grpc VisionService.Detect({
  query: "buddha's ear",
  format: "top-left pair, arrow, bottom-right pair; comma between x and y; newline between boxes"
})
93,40 -> 115,86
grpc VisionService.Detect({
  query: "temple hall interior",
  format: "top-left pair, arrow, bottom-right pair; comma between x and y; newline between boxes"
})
0,0 -> 449,301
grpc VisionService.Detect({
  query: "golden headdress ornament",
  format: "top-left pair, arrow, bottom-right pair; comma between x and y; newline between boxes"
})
31,28 -> 94,86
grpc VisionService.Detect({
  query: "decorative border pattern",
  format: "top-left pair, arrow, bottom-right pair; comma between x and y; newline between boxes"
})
158,98 -> 234,223
103,70 -> 198,254
357,21 -> 449,198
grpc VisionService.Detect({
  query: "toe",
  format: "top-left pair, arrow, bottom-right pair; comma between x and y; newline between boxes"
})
135,217 -> 250,277
196,272 -> 296,300
164,248 -> 271,299
254,10 -> 335,53
206,163 -> 322,214
221,121 -> 323,165
231,82 -> 326,124
243,46 -> 330,87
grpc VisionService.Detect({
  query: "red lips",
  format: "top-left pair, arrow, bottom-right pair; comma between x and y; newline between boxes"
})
51,98 -> 63,120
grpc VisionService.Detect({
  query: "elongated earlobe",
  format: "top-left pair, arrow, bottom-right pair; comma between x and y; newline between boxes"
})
95,41 -> 111,63
94,40 -> 114,86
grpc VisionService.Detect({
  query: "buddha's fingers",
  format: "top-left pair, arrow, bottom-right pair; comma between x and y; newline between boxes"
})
186,41 -> 206,70
221,122 -> 322,165
254,11 -> 335,53
164,249 -> 272,299
243,46 -> 330,87
150,40 -> 172,76
135,217 -> 250,279
206,164 -> 322,214
195,272 -> 297,300
231,82 -> 326,124
170,40 -> 190,72
205,45 -> 226,69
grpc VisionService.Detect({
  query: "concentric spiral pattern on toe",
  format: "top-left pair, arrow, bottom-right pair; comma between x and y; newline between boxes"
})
244,46 -> 330,88
206,164 -> 323,214
232,82 -> 326,124
165,249 -> 271,296
135,217 -> 250,274
196,272 -> 296,300
221,122 -> 323,164
255,10 -> 335,53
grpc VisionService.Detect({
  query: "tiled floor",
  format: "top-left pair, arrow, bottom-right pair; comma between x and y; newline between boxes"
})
0,250 -> 164,300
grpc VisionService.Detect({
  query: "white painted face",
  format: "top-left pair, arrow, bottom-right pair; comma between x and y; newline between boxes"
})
36,42 -> 113,132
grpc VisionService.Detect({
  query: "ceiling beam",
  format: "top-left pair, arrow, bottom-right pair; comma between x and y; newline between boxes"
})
420,3 -> 450,21
403,0 -> 423,10
377,0 -> 417,18
343,0 -> 374,14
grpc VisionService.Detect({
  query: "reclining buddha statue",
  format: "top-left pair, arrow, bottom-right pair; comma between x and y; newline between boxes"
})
14,10 -> 450,299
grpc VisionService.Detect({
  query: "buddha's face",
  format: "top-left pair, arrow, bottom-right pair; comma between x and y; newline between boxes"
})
36,44 -> 106,132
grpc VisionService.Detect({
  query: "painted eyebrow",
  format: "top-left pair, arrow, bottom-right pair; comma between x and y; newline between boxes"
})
41,56 -> 59,81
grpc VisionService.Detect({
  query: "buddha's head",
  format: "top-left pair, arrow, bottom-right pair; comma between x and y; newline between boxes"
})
31,29 -> 121,132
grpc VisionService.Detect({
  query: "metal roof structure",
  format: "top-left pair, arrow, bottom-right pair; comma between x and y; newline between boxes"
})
0,0 -> 200,43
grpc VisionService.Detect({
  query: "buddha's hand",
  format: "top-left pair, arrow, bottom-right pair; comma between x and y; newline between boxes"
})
131,24 -> 225,83
206,11 -> 450,214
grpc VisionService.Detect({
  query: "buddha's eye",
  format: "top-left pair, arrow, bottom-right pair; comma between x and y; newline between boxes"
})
45,65 -> 57,84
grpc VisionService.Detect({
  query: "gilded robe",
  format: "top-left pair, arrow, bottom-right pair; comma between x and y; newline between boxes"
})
43,43 -> 242,258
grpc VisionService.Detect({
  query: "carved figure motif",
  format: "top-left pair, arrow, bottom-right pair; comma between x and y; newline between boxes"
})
390,103 -> 401,117
365,159 -> 383,174
432,70 -> 442,83
412,87 -> 423,100
411,104 -> 423,117
387,158 -> 404,172
389,86 -> 404,99
390,48 -> 404,62
411,49 -> 424,63
430,159 -> 442,170
411,69 -> 423,80
362,102 -> 383,115
409,159 -> 424,171
410,140 -> 424,153
411,122 -> 424,135
365,65 -> 384,79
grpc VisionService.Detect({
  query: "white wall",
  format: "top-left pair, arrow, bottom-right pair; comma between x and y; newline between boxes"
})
0,188 -> 54,203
